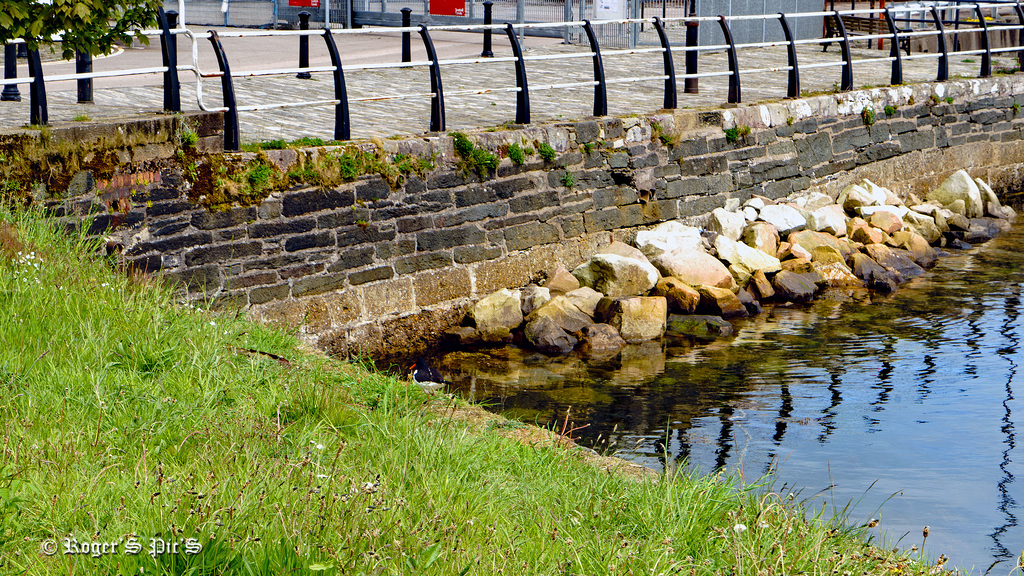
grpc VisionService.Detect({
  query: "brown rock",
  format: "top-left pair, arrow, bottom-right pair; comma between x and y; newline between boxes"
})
524,316 -> 577,355
864,244 -> 925,281
526,295 -> 593,334
576,323 -> 626,357
695,285 -> 747,318
595,296 -> 668,342
772,270 -> 818,303
650,276 -> 700,314
813,261 -> 865,287
650,248 -> 734,289
849,252 -> 899,293
545,265 -> 581,294
851,225 -> 886,245
869,211 -> 903,234
781,257 -> 815,274
788,230 -> 854,257
742,222 -> 781,257
810,245 -> 845,265
749,269 -> 775,300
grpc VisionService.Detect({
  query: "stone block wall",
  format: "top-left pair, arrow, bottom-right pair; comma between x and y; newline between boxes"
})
58,76 -> 1024,359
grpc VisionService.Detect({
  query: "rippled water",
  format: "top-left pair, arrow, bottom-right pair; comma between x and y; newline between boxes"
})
438,222 -> 1024,573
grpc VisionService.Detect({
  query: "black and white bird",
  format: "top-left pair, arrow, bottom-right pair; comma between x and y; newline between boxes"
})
409,358 -> 451,393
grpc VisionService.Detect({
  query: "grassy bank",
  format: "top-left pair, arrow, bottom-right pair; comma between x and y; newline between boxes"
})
0,206 -> 935,575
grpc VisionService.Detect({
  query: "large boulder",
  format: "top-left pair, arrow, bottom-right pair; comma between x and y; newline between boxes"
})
666,314 -> 734,338
927,170 -> 984,218
564,286 -> 603,317
849,252 -> 899,293
650,276 -> 701,314
813,260 -> 865,287
902,211 -> 943,244
573,253 -> 659,297
801,191 -> 836,211
839,181 -> 886,212
526,295 -> 593,334
650,247 -> 734,289
772,270 -> 818,303
598,240 -> 651,264
975,178 -> 1002,217
806,204 -> 848,237
869,210 -> 903,234
888,230 -> 937,268
545,265 -> 581,294
707,208 -> 746,241
865,244 -> 925,281
576,323 -> 627,357
520,285 -> 551,316
595,297 -> 668,343
695,285 -> 747,318
788,230 -> 854,257
524,316 -> 577,355
749,269 -> 775,300
758,204 -> 807,235
742,221 -> 781,256
468,288 -> 523,337
634,221 -> 704,258
714,235 -> 782,275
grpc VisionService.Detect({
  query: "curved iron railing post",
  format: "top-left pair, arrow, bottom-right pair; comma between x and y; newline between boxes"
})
26,48 -> 47,126
975,3 -> 992,77
779,13 -> 800,98
582,20 -> 607,116
1,45 -> 20,102
883,8 -> 903,85
505,23 -> 530,124
1014,2 -> 1024,71
653,17 -> 677,109
833,11 -> 854,91
930,6 -> 949,81
718,16 -> 741,104
158,8 -> 181,112
323,29 -> 351,141
419,25 -> 446,132
207,30 -> 240,151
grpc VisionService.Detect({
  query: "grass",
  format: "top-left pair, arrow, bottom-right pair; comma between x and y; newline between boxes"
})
0,207 -> 944,575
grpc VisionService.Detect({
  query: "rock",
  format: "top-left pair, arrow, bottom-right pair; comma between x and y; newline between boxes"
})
736,287 -> 762,315
810,245 -> 845,264
863,180 -> 895,204
865,244 -> 925,281
781,257 -> 815,273
634,221 -> 703,258
520,285 -> 551,316
772,270 -> 818,303
564,287 -> 603,317
849,253 -> 899,293
744,197 -> 766,210
666,314 -> 734,338
524,315 -> 577,355
869,210 -> 903,234
947,212 -> 971,231
727,264 -> 751,288
714,235 -> 782,275
480,326 -> 513,344
858,204 -> 910,220
650,248 -> 734,289
742,222 -> 780,256
813,260 -> 865,287
779,242 -> 813,261
949,217 -> 1011,243
742,206 -> 758,221
945,198 -> 967,217
526,295 -> 593,334
802,192 -> 835,211
758,204 -> 807,235
598,240 -> 651,264
902,211 -> 943,244
889,230 -> 937,268
928,170 -> 984,218
573,253 -> 659,298
851,225 -> 886,245
695,285 -> 747,318
991,205 -> 1018,221
749,269 -> 775,300
595,296 -> 668,342
975,178 -> 1003,217
650,277 -> 700,314
949,238 -> 973,250
806,204 -> 848,237
443,326 -> 482,347
839,181 -> 884,212
576,323 -> 626,357
707,208 -> 746,241
469,288 -> 524,337
883,188 -> 903,206
545,265 -> 581,293
788,229 -> 854,257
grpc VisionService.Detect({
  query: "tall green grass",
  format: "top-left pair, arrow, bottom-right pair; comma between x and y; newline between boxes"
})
0,206 -> 934,575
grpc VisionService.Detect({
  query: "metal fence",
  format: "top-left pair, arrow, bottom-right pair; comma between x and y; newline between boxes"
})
5,3 -> 1024,148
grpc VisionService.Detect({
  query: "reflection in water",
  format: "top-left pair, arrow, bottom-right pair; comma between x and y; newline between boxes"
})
439,223 -> 1024,572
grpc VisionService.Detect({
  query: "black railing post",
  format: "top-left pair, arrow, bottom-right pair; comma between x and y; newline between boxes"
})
653,17 -> 676,109
482,1 -> 494,57
779,13 -> 800,98
975,3 -> 991,77
930,6 -> 949,81
1,45 -> 20,102
297,11 -> 312,78
402,8 -> 413,63
883,8 -> 903,86
833,11 -> 854,91
419,25 -> 446,132
26,48 -> 47,126
207,30 -> 240,151
718,16 -> 740,104
323,29 -> 351,140
684,0 -> 699,94
159,8 -> 181,112
75,50 -> 93,104
505,22 -> 530,124
582,20 -> 607,116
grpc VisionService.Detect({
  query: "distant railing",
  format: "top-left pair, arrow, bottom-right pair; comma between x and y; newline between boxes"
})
2,3 -> 1023,150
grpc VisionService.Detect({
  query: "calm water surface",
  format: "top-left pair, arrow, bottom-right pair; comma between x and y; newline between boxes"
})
439,222 -> 1024,573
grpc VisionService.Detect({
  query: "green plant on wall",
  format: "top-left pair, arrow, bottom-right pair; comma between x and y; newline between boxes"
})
508,142 -> 526,165
451,132 -> 499,178
724,124 -> 750,144
537,142 -> 556,162
560,171 -> 576,189
861,106 -> 876,126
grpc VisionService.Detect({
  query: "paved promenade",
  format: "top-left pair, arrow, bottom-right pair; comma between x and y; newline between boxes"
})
0,26 -> 1018,143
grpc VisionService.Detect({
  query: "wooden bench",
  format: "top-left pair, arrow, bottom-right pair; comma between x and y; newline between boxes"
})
823,15 -> 912,55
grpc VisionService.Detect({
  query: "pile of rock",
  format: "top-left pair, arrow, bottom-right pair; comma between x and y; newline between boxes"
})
447,170 -> 1016,356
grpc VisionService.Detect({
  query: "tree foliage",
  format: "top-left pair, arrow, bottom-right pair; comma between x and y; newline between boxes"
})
0,0 -> 163,58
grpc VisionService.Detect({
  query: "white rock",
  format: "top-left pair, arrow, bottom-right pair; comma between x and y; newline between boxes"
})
650,247 -> 734,289
744,197 -> 766,210
742,206 -> 759,221
802,192 -> 835,212
758,204 -> 807,235
572,254 -> 659,298
857,205 -> 910,219
806,204 -> 848,237
724,198 -> 740,211
974,178 -> 1003,217
927,170 -> 984,218
634,221 -> 704,258
714,235 -> 782,274
707,208 -> 746,242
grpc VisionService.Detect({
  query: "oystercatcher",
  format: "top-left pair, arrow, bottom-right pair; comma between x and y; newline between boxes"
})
409,358 -> 451,393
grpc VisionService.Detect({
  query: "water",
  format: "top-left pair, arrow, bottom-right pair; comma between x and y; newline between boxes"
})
438,222 -> 1024,573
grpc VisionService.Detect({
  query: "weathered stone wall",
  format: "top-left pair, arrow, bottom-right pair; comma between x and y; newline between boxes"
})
60,75 -> 1024,359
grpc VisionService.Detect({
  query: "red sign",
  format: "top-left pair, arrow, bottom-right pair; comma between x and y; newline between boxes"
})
430,0 -> 465,16
288,0 -> 319,7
